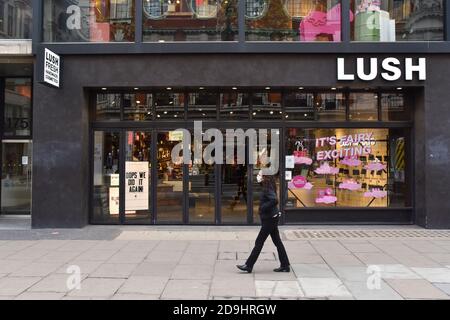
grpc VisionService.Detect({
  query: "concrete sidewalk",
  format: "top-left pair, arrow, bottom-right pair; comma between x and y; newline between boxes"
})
1,224 -> 450,300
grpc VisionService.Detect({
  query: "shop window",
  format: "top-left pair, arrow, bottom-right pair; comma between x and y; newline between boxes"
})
381,93 -> 410,121
252,91 -> 282,120
0,0 -> 32,39
43,0 -> 135,42
96,94 -> 121,121
187,92 -> 218,120
284,92 -> 315,120
3,78 -> 32,137
246,0 -> 343,41
316,92 -> 346,121
285,128 -> 411,209
124,131 -> 152,223
348,92 -> 378,121
155,92 -> 185,120
142,0 -> 238,42
123,93 -> 153,121
351,0 -> 444,42
92,131 -> 121,224
219,92 -> 250,120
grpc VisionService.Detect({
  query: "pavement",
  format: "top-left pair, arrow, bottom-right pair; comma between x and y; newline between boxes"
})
1,216 -> 450,300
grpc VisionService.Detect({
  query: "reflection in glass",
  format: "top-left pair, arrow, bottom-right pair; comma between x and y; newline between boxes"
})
0,0 -> 32,39
381,93 -> 410,121
3,78 -> 32,137
189,161 -> 215,223
92,131 -> 121,223
252,92 -> 282,120
316,93 -> 346,121
219,92 -> 250,120
43,0 -> 135,42
188,92 -> 218,120
246,0 -> 343,41
143,0 -> 238,41
96,94 -> 121,121
349,93 -> 378,121
1,142 -> 32,213
351,0 -> 444,41
285,128 -> 410,209
284,92 -> 315,120
155,92 -> 185,120
123,94 -> 153,121
157,131 -> 183,223
125,131 -> 152,223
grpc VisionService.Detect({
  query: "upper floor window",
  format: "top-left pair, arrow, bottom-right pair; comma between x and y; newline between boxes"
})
351,0 -> 444,42
43,0 -> 135,42
142,0 -> 238,42
246,0 -> 344,42
0,0 -> 32,39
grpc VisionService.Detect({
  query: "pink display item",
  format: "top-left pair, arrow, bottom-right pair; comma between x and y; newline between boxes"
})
356,0 -> 381,14
364,189 -> 388,199
293,142 -> 313,165
340,156 -> 362,167
315,188 -> 337,204
288,177 -> 314,190
339,180 -> 362,191
292,175 -> 307,188
315,162 -> 340,175
365,162 -> 387,172
299,3 -> 354,42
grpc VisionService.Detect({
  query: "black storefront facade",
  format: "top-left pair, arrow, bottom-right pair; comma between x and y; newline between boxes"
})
29,1 -> 450,229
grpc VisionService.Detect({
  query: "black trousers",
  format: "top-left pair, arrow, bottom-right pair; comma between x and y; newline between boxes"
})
246,217 -> 290,268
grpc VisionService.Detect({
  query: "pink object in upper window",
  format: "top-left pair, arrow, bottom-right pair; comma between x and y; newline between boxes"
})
299,3 -> 354,42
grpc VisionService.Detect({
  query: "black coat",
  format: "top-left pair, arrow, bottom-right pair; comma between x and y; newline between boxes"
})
258,188 -> 279,220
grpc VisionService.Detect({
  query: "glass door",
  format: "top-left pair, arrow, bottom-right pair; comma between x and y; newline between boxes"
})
156,131 -> 184,223
1,140 -> 32,214
124,131 -> 152,224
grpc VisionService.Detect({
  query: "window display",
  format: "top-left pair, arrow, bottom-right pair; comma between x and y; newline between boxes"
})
351,0 -> 444,42
43,0 -> 135,42
143,0 -> 238,42
285,128 -> 411,209
246,0 -> 346,41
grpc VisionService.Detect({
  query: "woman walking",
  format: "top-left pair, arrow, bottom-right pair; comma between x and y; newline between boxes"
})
237,172 -> 290,273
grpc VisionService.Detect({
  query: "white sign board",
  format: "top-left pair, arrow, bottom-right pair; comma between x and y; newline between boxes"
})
125,161 -> 149,211
285,156 -> 295,169
109,187 -> 119,215
44,48 -> 60,88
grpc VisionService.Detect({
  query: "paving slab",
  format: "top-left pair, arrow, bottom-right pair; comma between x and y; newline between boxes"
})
145,250 -> 184,263
411,267 -> 450,283
118,276 -> 168,295
321,254 -> 364,266
433,283 -> 450,296
11,262 -> 63,277
288,254 -> 325,264
0,277 -> 41,296
161,280 -> 210,300
425,253 -> 450,265
292,264 -> 336,278
132,261 -> 177,277
386,279 -> 450,300
354,252 -> 399,265
28,274 -> 88,293
255,280 -> 304,298
107,251 -> 149,264
378,264 -> 421,280
331,266 -> 370,282
56,260 -> 104,275
344,280 -> 403,300
217,252 -> 236,260
298,278 -> 352,299
67,278 -> 125,298
171,264 -> 214,280
340,243 -> 381,253
75,249 -> 119,261
392,254 -> 441,268
310,241 -> 351,255
179,252 -> 217,265
90,263 -> 138,278
0,260 -> 30,274
210,278 -> 256,297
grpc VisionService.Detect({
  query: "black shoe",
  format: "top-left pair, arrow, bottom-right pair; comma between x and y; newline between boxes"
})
273,266 -> 290,273
236,264 -> 252,273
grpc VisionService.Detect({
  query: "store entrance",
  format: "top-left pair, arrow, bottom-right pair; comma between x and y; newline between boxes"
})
1,140 -> 32,214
